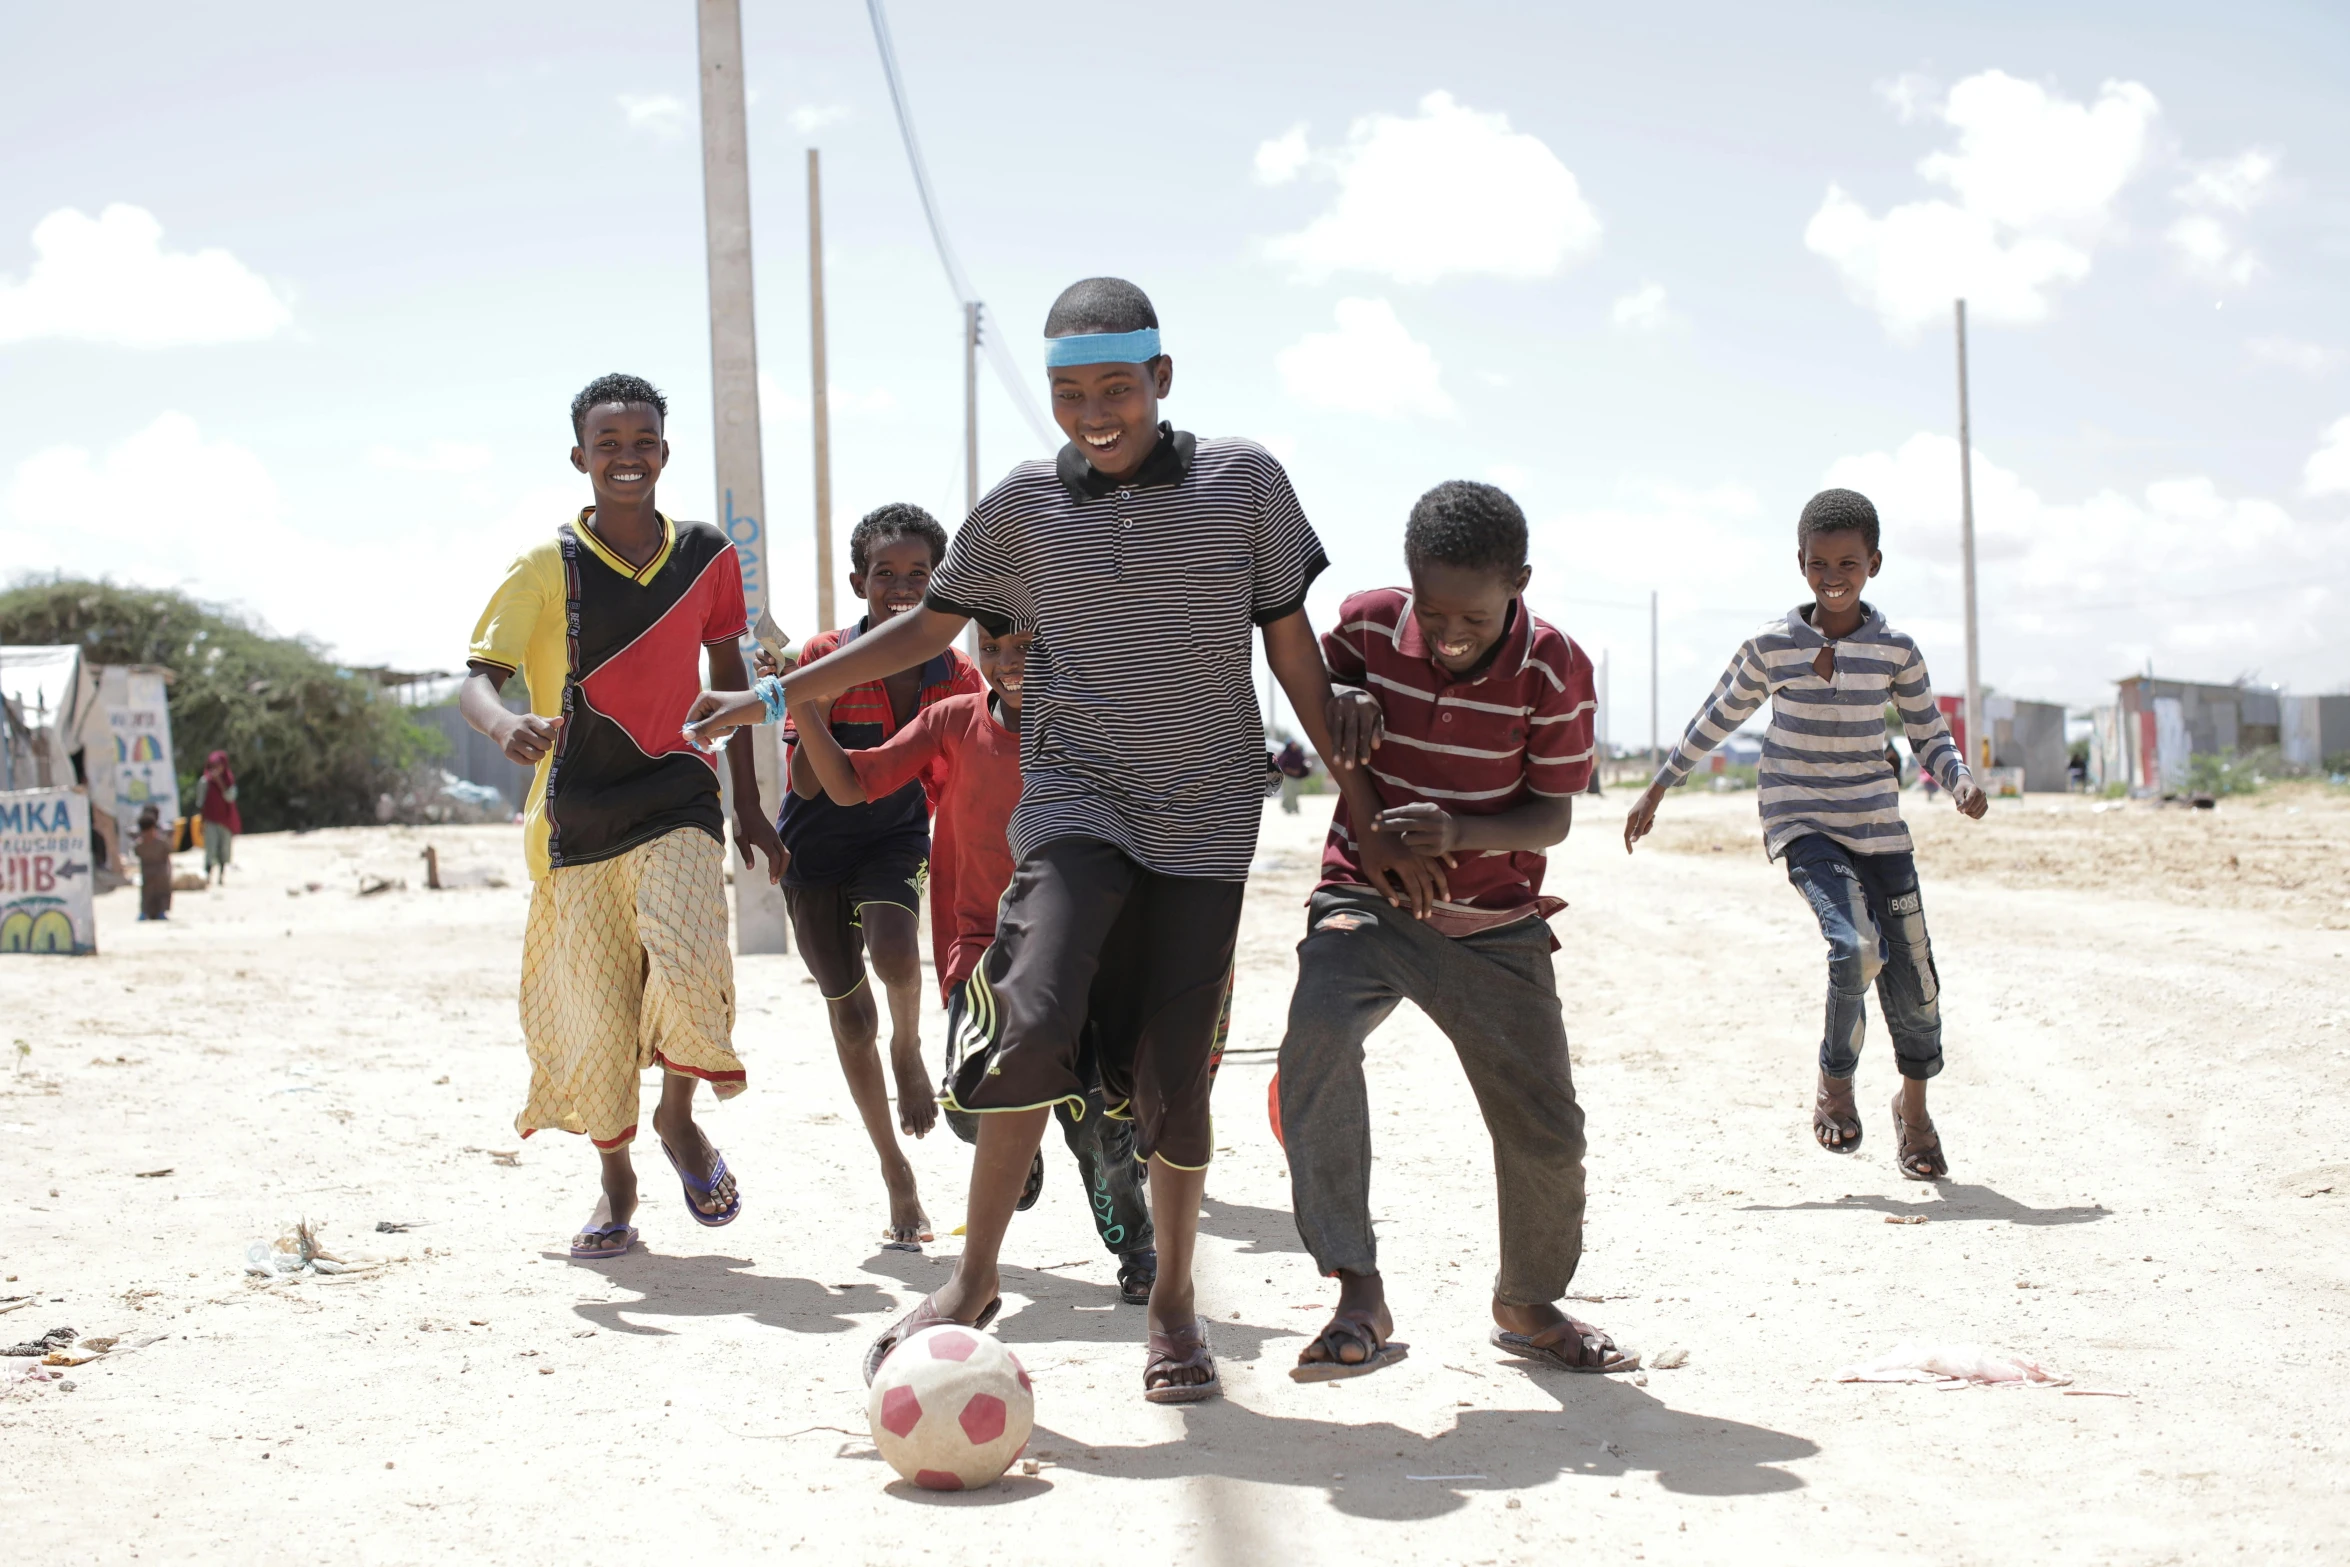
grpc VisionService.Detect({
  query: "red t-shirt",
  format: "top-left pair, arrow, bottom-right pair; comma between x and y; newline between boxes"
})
847,692 -> 1021,1001
1318,586 -> 1596,936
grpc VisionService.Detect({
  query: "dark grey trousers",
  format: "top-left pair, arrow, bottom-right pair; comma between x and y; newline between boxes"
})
1277,886 -> 1588,1307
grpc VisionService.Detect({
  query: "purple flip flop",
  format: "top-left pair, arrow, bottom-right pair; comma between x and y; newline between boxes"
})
662,1141 -> 741,1227
570,1222 -> 638,1261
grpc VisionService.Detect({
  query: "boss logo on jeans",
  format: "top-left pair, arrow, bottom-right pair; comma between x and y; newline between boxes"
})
1887,892 -> 1922,915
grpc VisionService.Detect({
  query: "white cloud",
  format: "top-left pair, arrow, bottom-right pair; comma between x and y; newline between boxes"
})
0,205 -> 291,348
1610,282 -> 1679,332
2247,337 -> 2336,375
1260,91 -> 1600,285
789,103 -> 849,135
368,441 -> 493,475
2177,149 -> 2276,213
757,370 -> 896,425
1274,298 -> 1453,419
618,92 -> 688,138
1254,124 -> 1311,185
2306,416 -> 2350,497
1823,431 -> 2346,698
1805,71 -> 2159,336
2168,149 -> 2276,287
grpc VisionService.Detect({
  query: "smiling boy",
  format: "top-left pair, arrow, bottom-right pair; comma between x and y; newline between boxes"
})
1623,487 -> 1985,1178
1282,480 -> 1628,1380
695,277 -> 1385,1403
775,504 -> 981,1249
460,372 -> 785,1260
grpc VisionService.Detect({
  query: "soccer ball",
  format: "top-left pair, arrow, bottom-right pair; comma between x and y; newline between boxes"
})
867,1324 -> 1034,1491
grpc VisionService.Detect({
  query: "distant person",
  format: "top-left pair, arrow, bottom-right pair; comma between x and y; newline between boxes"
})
458,372 -> 785,1262
193,750 -> 241,884
1624,488 -> 1985,1180
133,803 -> 173,921
1281,481 -> 1627,1381
762,504 -> 981,1252
1274,738 -> 1315,814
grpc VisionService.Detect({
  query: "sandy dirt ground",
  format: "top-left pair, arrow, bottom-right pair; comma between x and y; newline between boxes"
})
4,784 -> 2347,1565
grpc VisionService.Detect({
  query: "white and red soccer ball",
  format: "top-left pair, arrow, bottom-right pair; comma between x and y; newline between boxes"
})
867,1324 -> 1035,1491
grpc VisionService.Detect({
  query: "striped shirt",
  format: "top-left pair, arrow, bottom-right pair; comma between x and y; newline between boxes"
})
1654,602 -> 1968,859
924,426 -> 1328,880
1320,587 -> 1596,934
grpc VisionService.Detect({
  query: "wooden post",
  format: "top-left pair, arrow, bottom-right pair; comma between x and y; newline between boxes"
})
698,0 -> 788,956
809,148 -> 835,634
1956,298 -> 1983,774
1648,589 -> 1660,775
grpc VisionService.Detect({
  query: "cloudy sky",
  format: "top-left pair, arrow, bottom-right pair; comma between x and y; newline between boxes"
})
4,0 -> 2347,738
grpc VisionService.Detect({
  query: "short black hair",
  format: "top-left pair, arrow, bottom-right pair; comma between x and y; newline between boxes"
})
571,373 -> 668,441
1044,277 -> 1158,338
849,502 -> 948,574
971,611 -> 1014,639
1797,488 -> 1880,553
1403,480 -> 1529,576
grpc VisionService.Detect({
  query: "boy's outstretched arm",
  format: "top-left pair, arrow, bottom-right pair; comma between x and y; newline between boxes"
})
1262,609 -> 1447,917
1891,646 -> 1988,820
794,606 -> 967,710
707,640 -> 788,884
1624,640 -> 1768,853
789,699 -> 867,805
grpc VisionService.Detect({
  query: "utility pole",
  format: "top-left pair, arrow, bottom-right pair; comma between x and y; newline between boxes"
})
964,301 -> 982,517
1648,590 -> 1660,775
697,0 -> 788,956
808,148 -> 835,633
1955,298 -> 1983,774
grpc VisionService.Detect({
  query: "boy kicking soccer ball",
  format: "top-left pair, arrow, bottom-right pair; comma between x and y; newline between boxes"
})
1282,480 -> 1628,1380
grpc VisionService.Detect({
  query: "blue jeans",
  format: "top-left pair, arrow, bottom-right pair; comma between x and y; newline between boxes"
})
1781,834 -> 1944,1082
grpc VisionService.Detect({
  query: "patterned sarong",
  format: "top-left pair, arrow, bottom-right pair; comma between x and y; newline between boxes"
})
517,826 -> 743,1147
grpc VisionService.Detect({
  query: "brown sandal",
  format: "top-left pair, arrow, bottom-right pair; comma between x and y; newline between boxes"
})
1489,1317 -> 1637,1374
1143,1319 -> 1221,1404
1292,1308 -> 1409,1383
1892,1092 -> 1949,1181
1814,1075 -> 1862,1152
862,1291 -> 1000,1386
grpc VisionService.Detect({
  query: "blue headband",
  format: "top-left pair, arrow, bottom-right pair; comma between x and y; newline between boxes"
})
1044,328 -> 1162,368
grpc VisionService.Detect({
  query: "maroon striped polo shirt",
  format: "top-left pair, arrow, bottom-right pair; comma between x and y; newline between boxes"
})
1318,586 -> 1597,935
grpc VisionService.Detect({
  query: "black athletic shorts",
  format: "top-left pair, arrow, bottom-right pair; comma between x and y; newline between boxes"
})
943,836 -> 1242,1170
783,841 -> 928,1000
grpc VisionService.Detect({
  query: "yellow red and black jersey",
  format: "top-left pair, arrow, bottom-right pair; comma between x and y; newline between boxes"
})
777,617 -> 982,886
468,510 -> 749,878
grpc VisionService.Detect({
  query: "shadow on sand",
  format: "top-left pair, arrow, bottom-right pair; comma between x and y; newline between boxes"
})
1738,1182 -> 2108,1227
1032,1366 -> 1815,1518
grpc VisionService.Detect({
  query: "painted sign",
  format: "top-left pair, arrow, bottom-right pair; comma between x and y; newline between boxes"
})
0,787 -> 97,956
100,668 -> 180,829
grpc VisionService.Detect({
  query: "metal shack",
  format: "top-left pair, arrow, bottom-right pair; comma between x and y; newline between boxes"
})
2280,695 -> 2350,772
1932,693 -> 2068,791
2101,677 -> 2281,794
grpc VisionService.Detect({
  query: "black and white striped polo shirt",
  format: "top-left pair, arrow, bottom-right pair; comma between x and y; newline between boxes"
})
925,425 -> 1327,880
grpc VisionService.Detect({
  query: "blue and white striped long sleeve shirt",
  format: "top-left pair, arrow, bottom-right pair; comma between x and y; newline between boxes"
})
1653,603 -> 1969,860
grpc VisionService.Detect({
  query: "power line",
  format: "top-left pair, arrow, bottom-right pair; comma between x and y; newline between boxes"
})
865,0 -> 1057,452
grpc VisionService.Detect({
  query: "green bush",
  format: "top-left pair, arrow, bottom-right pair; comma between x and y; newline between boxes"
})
0,577 -> 441,830
2183,746 -> 2280,798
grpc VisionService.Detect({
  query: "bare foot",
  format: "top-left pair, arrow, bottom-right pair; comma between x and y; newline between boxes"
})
890,1044 -> 938,1139
882,1157 -> 930,1249
1815,1070 -> 1862,1152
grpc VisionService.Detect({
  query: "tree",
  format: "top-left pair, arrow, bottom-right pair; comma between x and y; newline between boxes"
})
0,577 -> 441,830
